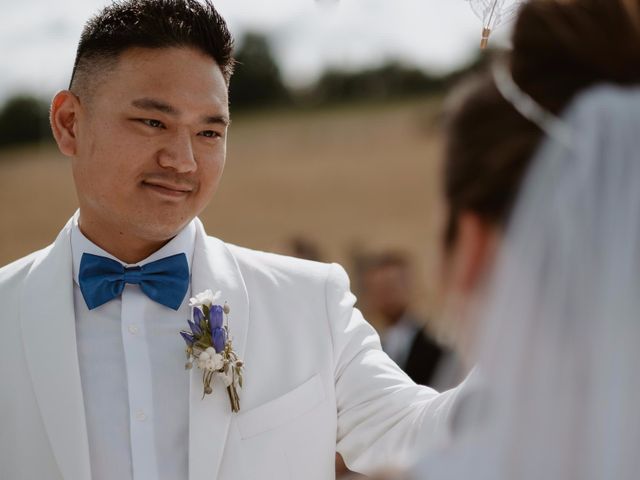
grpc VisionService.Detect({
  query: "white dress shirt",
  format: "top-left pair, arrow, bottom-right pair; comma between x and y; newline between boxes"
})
71,214 -> 195,480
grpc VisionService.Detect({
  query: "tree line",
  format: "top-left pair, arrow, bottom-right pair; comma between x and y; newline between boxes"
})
0,33 -> 487,148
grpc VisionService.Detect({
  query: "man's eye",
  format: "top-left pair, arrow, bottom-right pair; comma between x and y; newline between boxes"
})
141,119 -> 165,128
198,130 -> 220,138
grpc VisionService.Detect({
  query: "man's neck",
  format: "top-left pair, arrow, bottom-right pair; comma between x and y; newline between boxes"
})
78,217 -> 172,264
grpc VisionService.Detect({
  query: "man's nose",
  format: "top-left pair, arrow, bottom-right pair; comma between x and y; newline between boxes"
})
157,130 -> 197,173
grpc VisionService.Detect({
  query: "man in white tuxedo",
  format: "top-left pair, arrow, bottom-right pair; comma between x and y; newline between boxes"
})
0,1 -> 458,479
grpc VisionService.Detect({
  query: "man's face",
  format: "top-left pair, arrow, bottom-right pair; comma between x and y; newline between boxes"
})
364,264 -> 412,322
71,46 -> 229,243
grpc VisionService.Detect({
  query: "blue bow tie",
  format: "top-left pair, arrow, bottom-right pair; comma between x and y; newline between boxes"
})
78,252 -> 190,311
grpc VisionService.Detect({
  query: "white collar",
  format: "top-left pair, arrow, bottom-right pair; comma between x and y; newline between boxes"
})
70,210 -> 196,286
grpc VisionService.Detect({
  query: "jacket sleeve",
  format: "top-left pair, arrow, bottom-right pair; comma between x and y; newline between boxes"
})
326,263 -> 458,474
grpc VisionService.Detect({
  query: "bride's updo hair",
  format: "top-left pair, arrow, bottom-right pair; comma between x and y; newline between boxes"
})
443,0 -> 640,249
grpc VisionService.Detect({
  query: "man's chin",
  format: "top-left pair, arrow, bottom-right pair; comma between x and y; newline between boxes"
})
129,214 -> 195,242
151,221 -> 192,240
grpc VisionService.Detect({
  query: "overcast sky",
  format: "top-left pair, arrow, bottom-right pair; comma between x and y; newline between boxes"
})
0,0 -> 513,103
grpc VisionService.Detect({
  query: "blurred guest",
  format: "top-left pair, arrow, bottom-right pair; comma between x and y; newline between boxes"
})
361,252 -> 463,390
274,235 -> 324,261
412,0 -> 640,478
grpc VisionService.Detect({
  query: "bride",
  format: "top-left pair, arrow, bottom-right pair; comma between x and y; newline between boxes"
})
413,0 -> 640,478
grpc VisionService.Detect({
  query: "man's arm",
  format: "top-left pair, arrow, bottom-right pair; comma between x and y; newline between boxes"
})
326,263 -> 459,474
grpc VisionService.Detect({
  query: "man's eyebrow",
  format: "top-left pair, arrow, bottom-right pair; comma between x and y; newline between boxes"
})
202,115 -> 230,127
131,98 -> 179,116
131,97 -> 229,126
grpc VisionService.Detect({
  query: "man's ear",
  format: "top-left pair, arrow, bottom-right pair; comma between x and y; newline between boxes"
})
50,90 -> 81,157
449,212 -> 500,296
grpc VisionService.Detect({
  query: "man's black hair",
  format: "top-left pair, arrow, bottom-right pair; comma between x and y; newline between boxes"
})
69,0 -> 235,95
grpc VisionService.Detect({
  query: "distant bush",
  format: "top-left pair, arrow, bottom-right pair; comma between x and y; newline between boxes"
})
0,95 -> 51,148
312,63 -> 446,103
230,33 -> 290,109
305,50 -> 492,106
228,32 -> 494,110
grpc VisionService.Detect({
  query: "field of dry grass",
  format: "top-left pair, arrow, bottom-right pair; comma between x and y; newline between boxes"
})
0,97 -> 446,321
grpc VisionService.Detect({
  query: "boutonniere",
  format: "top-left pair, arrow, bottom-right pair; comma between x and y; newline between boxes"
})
180,289 -> 244,413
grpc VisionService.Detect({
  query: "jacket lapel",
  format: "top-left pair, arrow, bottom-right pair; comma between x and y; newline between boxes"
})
189,218 -> 250,480
19,216 -> 92,480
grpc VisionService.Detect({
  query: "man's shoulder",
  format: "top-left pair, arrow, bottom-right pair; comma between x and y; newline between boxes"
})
0,246 -> 51,294
0,247 -> 49,281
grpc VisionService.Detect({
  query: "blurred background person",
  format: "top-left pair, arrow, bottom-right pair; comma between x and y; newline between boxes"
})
273,235 -> 324,262
410,0 -> 640,478
360,251 -> 463,390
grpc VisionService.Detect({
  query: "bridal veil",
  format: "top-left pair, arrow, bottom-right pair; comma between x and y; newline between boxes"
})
415,84 -> 640,479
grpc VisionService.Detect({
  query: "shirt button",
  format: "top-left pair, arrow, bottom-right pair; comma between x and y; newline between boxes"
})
135,409 -> 147,422
128,324 -> 139,335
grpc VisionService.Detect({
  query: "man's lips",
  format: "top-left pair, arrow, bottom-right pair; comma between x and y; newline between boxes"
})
142,180 -> 194,196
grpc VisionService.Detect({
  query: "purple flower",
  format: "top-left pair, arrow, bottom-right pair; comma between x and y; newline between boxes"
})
193,308 -> 205,329
187,320 -> 202,336
188,319 -> 202,336
180,331 -> 195,346
209,305 -> 224,329
212,327 -> 227,353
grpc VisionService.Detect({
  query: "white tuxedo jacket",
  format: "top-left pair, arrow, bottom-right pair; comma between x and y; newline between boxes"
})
0,216 -> 457,480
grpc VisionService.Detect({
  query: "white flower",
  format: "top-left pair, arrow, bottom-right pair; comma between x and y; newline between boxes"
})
219,370 -> 234,387
212,353 -> 224,371
205,347 -> 216,356
189,289 -> 221,308
197,353 -> 209,370
195,351 -> 224,372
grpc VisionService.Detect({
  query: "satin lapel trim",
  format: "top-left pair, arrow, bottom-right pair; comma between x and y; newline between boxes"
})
189,218 -> 250,480
20,216 -> 92,480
